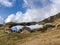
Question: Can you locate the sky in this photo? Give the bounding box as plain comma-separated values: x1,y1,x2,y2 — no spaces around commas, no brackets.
0,0,60,24
0,0,26,18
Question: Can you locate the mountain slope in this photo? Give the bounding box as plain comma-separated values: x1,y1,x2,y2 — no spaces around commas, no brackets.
16,29,60,45
15,13,60,45
0,13,60,45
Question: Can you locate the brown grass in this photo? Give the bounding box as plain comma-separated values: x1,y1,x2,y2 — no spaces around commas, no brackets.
15,28,60,45
0,16,60,45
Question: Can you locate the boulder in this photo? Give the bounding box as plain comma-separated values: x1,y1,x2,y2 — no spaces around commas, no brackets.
56,23,60,29
44,23,55,28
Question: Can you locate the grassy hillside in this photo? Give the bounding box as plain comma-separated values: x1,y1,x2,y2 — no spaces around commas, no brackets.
0,13,60,45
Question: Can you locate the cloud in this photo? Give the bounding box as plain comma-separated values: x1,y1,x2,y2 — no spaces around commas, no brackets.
5,11,33,23
5,10,48,23
5,14,15,23
5,0,60,23
0,16,4,24
23,0,52,8
0,0,15,7
23,0,60,21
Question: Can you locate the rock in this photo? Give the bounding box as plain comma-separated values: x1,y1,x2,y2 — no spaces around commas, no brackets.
44,23,55,28
56,23,60,29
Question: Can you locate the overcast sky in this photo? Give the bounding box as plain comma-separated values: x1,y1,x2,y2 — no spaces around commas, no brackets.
0,0,60,24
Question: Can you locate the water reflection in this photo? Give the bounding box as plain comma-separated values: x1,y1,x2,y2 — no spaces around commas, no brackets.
11,25,24,32
11,24,43,32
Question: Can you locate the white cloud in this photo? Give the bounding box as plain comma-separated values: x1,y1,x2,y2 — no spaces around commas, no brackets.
23,0,60,13
0,16,4,24
5,0,60,23
23,0,52,8
0,0,15,7
5,9,48,23
5,14,15,23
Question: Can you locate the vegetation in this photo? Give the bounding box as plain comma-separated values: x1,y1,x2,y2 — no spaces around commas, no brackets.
0,13,60,45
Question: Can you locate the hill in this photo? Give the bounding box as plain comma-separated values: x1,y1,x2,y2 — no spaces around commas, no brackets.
4,13,60,28
0,13,60,45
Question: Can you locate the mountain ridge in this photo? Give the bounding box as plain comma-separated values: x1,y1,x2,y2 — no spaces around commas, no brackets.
0,13,60,45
